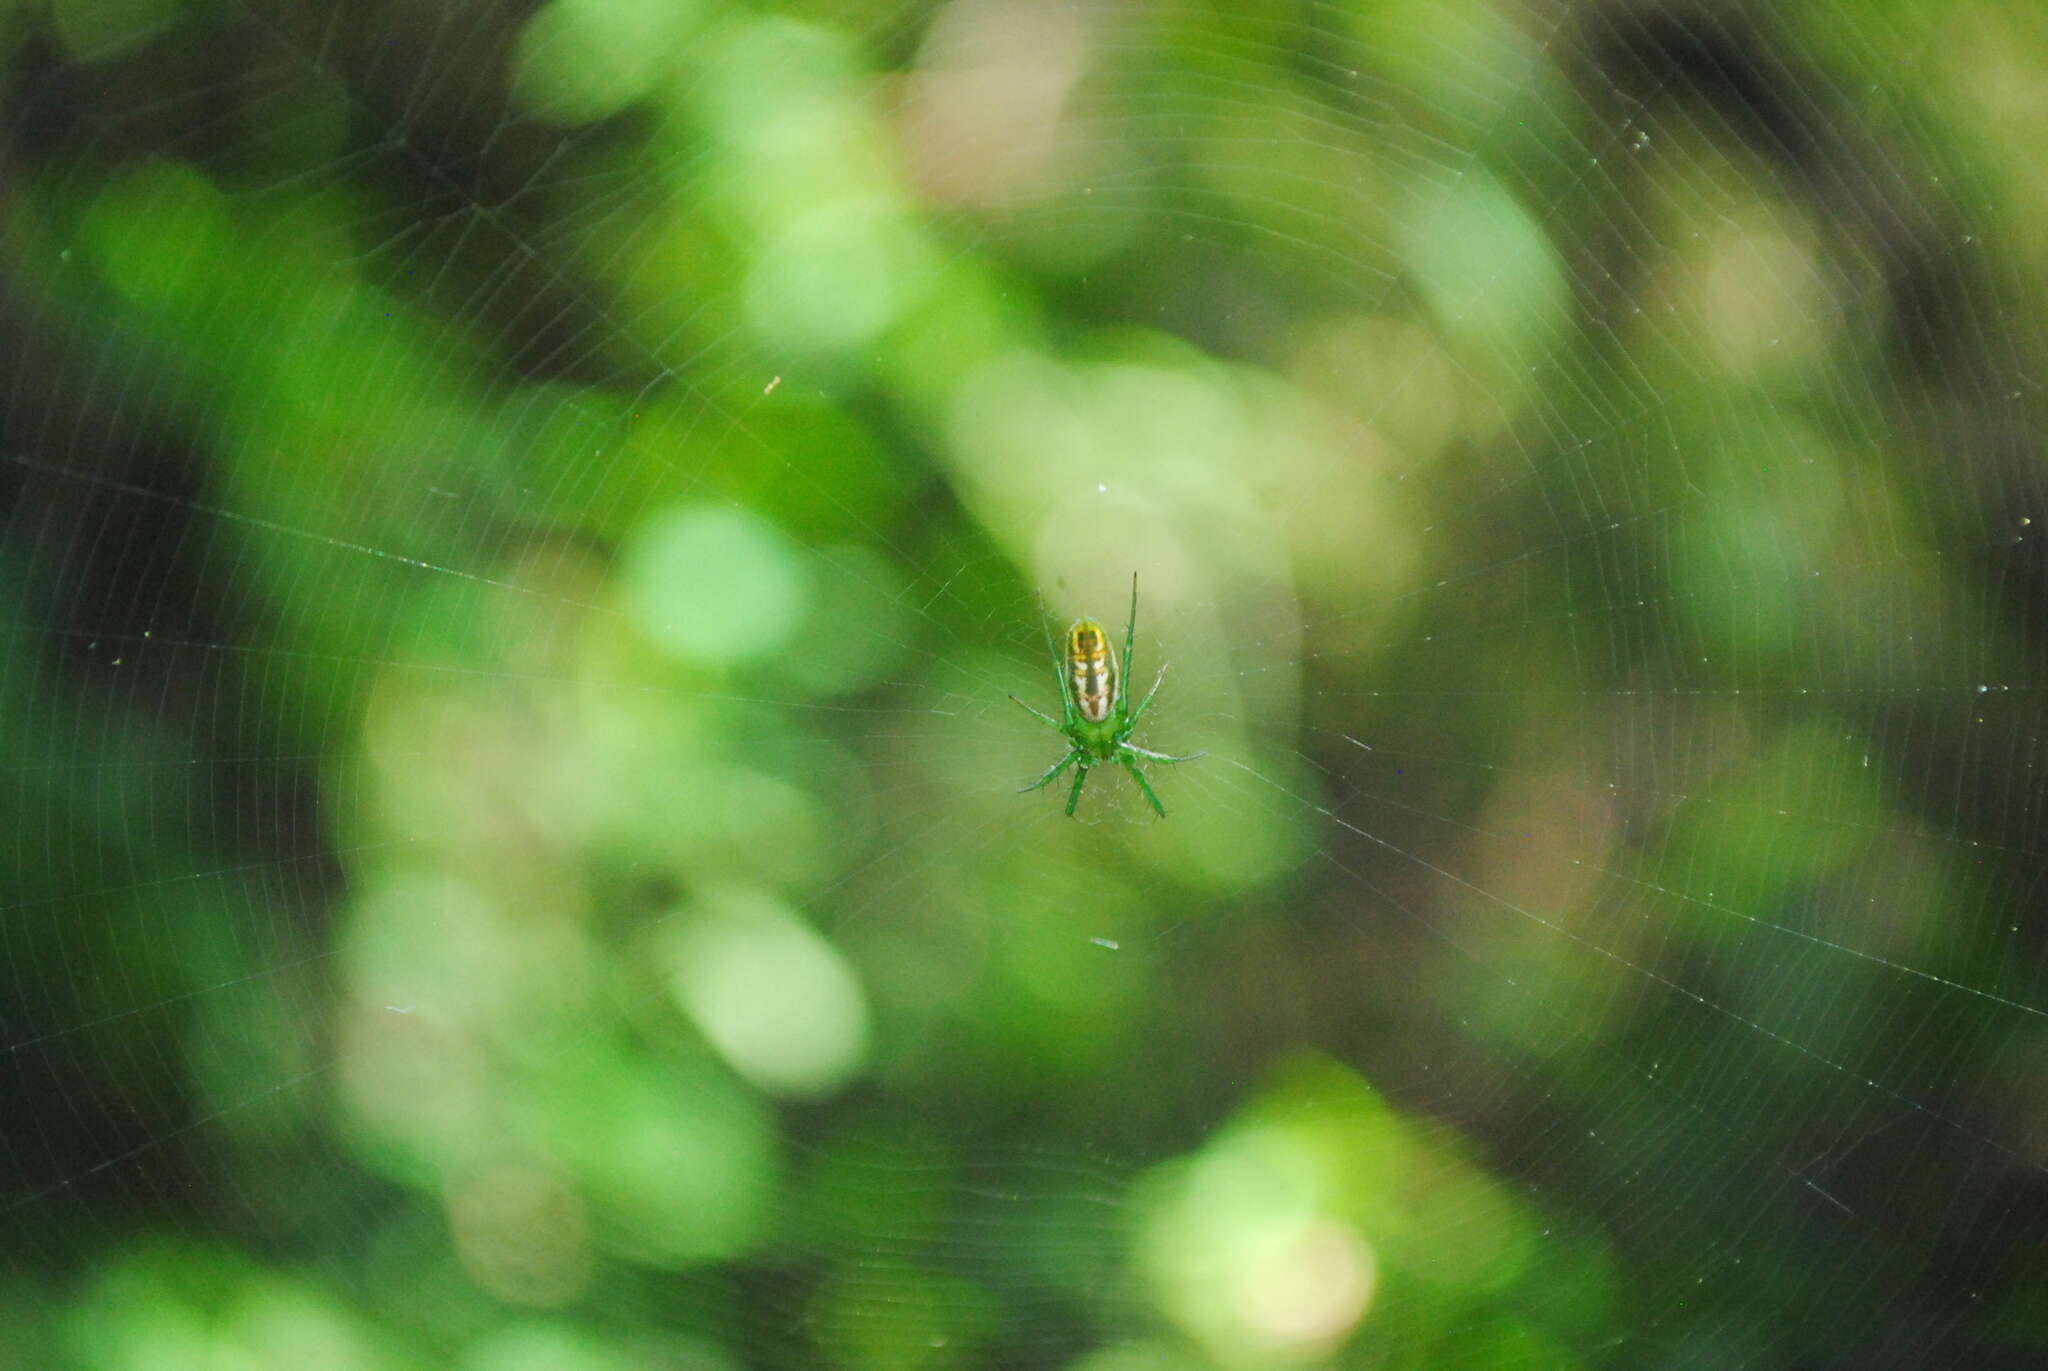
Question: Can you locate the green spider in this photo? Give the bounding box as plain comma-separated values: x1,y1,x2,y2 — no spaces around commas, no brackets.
1010,574,1204,818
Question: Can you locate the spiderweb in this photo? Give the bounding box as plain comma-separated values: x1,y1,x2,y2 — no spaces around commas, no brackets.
4,0,2045,1366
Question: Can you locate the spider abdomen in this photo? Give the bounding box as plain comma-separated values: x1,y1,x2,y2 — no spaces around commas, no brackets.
1066,618,1117,724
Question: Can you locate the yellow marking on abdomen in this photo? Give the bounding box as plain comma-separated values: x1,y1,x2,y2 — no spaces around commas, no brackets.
1066,619,1118,723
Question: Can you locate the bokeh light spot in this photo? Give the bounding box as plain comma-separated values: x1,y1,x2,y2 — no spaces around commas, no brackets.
513,0,699,125
668,888,871,1099
621,505,808,666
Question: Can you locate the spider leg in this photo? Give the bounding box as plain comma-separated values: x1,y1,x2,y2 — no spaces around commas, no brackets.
1028,601,1080,726
1122,572,1140,703
1124,743,1204,764
1038,612,1080,724
1020,750,1081,794
1009,693,1062,730
1127,661,1169,725
1064,760,1091,817
1118,751,1168,819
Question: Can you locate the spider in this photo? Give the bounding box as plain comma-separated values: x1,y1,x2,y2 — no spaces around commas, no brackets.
1010,574,1204,818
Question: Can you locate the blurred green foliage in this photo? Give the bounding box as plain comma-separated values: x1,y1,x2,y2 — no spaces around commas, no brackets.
4,0,2047,1367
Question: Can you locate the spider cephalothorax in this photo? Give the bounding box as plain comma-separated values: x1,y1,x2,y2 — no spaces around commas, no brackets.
1010,575,1203,818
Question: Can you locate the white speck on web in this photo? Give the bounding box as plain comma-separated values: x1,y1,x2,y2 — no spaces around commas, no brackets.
764,375,782,395
1090,937,1119,950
